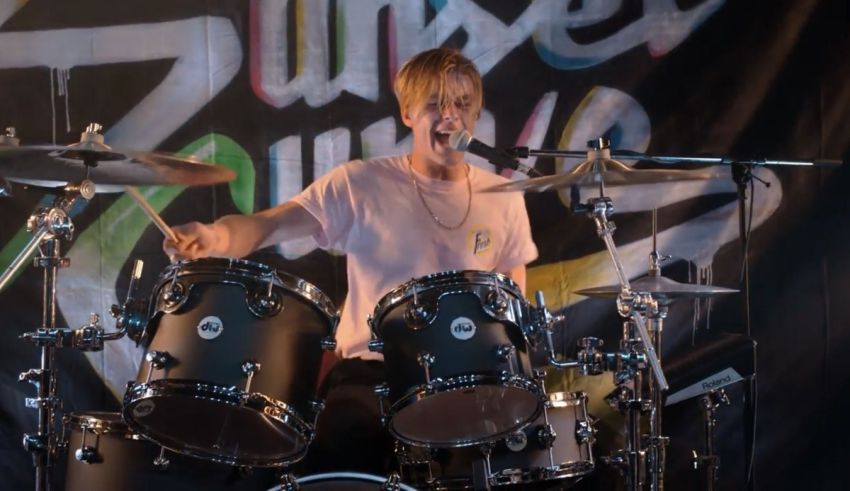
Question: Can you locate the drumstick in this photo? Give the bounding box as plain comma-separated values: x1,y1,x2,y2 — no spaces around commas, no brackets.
124,185,179,243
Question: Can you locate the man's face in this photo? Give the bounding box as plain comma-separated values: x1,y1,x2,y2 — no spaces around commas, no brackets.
402,77,479,168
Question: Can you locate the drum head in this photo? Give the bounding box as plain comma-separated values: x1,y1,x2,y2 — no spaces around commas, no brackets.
390,383,541,447
124,383,310,467
280,473,415,490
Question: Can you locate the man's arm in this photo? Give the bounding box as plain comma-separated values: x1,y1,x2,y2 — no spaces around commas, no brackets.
164,200,321,260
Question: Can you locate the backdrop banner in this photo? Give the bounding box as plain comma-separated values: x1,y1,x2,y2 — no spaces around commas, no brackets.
1,0,848,489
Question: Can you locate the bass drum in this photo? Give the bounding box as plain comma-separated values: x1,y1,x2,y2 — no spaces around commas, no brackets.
123,258,338,467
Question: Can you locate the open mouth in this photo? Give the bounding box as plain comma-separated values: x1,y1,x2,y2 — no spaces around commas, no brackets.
434,130,452,146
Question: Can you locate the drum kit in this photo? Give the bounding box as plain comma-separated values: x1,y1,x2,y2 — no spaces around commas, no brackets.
0,124,839,490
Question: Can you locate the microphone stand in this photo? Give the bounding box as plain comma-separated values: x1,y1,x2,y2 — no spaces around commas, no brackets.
515,143,840,490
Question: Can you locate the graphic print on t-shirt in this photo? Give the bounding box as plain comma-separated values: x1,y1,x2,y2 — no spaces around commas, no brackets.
469,227,493,256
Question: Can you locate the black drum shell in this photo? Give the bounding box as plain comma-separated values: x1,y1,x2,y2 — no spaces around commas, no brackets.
125,258,338,466
140,278,330,419
371,271,541,447
377,291,533,404
63,412,272,491
400,392,595,489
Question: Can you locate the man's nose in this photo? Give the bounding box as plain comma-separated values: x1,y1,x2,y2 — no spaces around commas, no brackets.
441,105,459,120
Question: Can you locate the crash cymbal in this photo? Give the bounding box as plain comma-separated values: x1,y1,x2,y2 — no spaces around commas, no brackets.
483,157,718,193
0,125,235,189
575,274,738,301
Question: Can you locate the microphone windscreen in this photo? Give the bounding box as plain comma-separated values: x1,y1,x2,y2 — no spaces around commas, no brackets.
448,129,472,151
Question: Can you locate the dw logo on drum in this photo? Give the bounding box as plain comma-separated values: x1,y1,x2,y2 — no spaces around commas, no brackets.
197,315,224,340
450,316,477,341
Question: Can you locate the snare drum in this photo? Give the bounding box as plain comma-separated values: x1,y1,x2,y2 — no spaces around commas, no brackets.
399,392,595,489
369,270,543,448
123,258,338,467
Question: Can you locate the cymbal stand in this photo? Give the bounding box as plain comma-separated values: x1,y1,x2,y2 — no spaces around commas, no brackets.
535,194,668,489
644,209,671,491
7,180,94,491
6,180,147,491
587,197,670,491
570,140,667,491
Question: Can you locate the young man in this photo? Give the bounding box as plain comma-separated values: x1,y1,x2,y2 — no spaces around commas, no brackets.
164,48,538,474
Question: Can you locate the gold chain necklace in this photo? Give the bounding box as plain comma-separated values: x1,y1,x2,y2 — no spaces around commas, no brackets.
408,157,472,230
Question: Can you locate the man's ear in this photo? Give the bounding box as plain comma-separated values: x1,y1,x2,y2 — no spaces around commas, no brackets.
400,106,414,128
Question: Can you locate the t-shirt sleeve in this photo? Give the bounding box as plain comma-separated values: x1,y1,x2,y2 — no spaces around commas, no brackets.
291,163,355,251
496,193,539,271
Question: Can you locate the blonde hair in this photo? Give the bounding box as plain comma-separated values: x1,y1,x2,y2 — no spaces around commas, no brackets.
394,48,483,117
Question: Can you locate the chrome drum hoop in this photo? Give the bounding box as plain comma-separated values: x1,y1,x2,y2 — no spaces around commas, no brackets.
387,374,545,448
371,270,526,332
64,412,142,441
153,257,339,324
490,461,596,486
123,379,315,467
268,472,417,490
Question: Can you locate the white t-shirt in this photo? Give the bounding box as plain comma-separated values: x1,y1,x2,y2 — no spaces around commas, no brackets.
292,155,538,359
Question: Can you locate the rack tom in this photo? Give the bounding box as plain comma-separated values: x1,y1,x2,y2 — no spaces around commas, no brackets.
370,270,543,448
123,258,338,467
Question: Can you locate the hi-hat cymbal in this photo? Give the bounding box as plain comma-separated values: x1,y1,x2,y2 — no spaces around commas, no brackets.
0,128,235,190
576,274,738,301
483,157,719,193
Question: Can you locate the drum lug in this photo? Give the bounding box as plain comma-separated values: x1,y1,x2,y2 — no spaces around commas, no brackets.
498,370,514,385
497,343,521,375
485,289,509,315
319,336,337,351
160,280,186,313
404,303,433,330
374,383,390,398
74,428,97,464
74,445,96,464
247,274,283,318
147,350,171,368
576,419,597,445
309,399,325,423
279,473,300,491
536,423,558,449
374,383,390,427
496,344,516,360
416,351,436,383
505,430,528,452
380,472,403,491
153,446,170,470
241,360,262,393
423,382,437,395
144,350,172,384
367,339,383,353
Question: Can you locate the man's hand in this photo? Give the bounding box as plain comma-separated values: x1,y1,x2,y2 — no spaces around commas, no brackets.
162,221,221,260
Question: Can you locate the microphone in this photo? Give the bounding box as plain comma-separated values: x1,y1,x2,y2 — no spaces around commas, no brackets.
448,130,539,176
